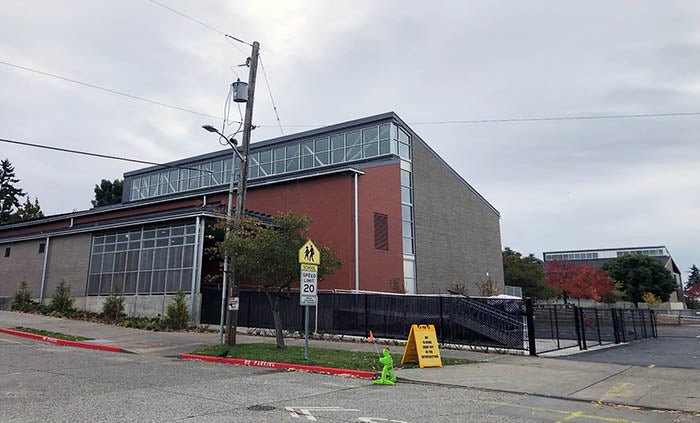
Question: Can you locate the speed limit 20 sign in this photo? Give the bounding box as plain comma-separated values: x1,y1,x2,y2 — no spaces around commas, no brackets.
299,240,321,307
300,264,318,306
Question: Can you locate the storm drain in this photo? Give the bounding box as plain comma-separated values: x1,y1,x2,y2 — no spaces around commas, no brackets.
247,405,275,411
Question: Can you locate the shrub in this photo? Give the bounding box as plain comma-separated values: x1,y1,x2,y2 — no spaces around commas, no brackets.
164,291,190,330
48,280,74,315
102,285,126,323
122,316,163,330
642,292,662,308
599,282,625,304
11,281,38,312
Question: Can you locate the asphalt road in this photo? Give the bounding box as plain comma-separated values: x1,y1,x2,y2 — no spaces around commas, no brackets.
1,335,697,422
556,325,700,370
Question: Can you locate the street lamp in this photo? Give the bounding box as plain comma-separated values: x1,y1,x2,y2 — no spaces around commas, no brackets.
202,125,244,161
202,39,259,346
202,125,245,346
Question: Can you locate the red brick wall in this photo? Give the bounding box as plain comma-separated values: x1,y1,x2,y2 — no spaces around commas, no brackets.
356,165,403,292
208,164,403,292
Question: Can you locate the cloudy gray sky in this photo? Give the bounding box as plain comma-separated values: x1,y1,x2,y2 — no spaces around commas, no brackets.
1,1,698,279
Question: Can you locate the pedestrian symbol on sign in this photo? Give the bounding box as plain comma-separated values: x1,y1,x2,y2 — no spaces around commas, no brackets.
298,240,320,265
304,244,316,262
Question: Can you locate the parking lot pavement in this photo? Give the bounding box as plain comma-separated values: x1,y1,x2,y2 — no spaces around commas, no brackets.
555,325,700,369
2,338,698,423
3,310,700,416
396,354,700,414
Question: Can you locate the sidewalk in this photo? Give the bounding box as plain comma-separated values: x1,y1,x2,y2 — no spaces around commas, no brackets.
2,310,699,414
0,310,497,360
396,356,700,414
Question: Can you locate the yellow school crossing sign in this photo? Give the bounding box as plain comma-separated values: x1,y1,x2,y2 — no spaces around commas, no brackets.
299,239,322,359
299,240,321,307
298,239,321,265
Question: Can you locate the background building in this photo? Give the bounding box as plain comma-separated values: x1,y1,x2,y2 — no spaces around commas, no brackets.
0,112,504,323
543,246,684,309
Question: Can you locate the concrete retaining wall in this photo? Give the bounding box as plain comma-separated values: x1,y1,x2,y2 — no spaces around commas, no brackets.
81,293,202,324
0,296,11,310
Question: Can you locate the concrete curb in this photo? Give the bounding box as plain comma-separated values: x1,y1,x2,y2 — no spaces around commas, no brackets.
180,353,376,379
0,328,124,353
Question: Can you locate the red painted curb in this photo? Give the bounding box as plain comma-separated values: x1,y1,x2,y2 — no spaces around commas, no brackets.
0,328,124,353
180,353,376,379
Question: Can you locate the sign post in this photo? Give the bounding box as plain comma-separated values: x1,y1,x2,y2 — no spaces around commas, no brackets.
298,239,321,359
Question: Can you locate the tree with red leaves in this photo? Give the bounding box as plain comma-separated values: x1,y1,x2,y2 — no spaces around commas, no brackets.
545,261,615,304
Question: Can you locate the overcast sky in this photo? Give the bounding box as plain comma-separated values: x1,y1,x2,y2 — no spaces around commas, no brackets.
1,1,698,280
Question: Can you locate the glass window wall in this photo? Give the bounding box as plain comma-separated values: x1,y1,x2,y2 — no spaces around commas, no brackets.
87,223,197,296
128,122,398,201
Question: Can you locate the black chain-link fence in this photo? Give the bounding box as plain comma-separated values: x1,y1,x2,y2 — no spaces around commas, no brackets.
201,288,657,355
202,289,527,349
531,304,657,354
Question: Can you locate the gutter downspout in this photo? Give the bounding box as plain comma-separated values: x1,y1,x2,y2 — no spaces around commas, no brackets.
39,236,50,304
354,173,359,292
189,216,201,326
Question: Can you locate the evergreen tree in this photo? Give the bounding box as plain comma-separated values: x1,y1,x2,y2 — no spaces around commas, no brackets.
687,265,700,289
0,159,26,224
92,179,123,207
9,195,44,223
686,265,700,302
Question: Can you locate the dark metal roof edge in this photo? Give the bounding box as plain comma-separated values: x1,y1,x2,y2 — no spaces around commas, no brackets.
124,112,398,177
0,194,209,231
543,246,668,255
0,210,215,244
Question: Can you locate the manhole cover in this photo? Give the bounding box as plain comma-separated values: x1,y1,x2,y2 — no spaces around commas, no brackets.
247,405,275,411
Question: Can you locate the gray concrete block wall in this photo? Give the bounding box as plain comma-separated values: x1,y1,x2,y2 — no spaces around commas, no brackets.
0,239,46,297
412,139,505,294
43,233,92,302
0,296,11,310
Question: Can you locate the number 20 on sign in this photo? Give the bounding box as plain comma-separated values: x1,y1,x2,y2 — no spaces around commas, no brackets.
300,263,318,306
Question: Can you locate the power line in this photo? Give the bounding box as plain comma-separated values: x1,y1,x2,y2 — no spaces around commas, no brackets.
253,111,700,129
149,0,252,47
149,0,281,135
5,59,700,130
407,111,700,125
226,36,249,57
0,137,212,173
0,60,228,121
259,55,284,135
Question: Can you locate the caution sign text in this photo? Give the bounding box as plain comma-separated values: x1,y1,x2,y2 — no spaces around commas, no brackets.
401,324,442,368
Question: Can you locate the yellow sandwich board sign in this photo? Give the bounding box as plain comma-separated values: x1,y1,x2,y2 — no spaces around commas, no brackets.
401,324,442,368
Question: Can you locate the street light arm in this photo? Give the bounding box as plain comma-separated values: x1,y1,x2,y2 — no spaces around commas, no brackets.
201,125,246,163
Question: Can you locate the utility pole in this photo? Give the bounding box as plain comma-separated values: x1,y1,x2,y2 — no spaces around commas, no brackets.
226,40,259,346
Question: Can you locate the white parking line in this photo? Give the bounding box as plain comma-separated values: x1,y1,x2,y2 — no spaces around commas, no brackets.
285,406,359,421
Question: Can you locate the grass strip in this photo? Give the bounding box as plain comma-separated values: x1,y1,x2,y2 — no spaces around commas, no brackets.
13,327,93,342
190,343,474,371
